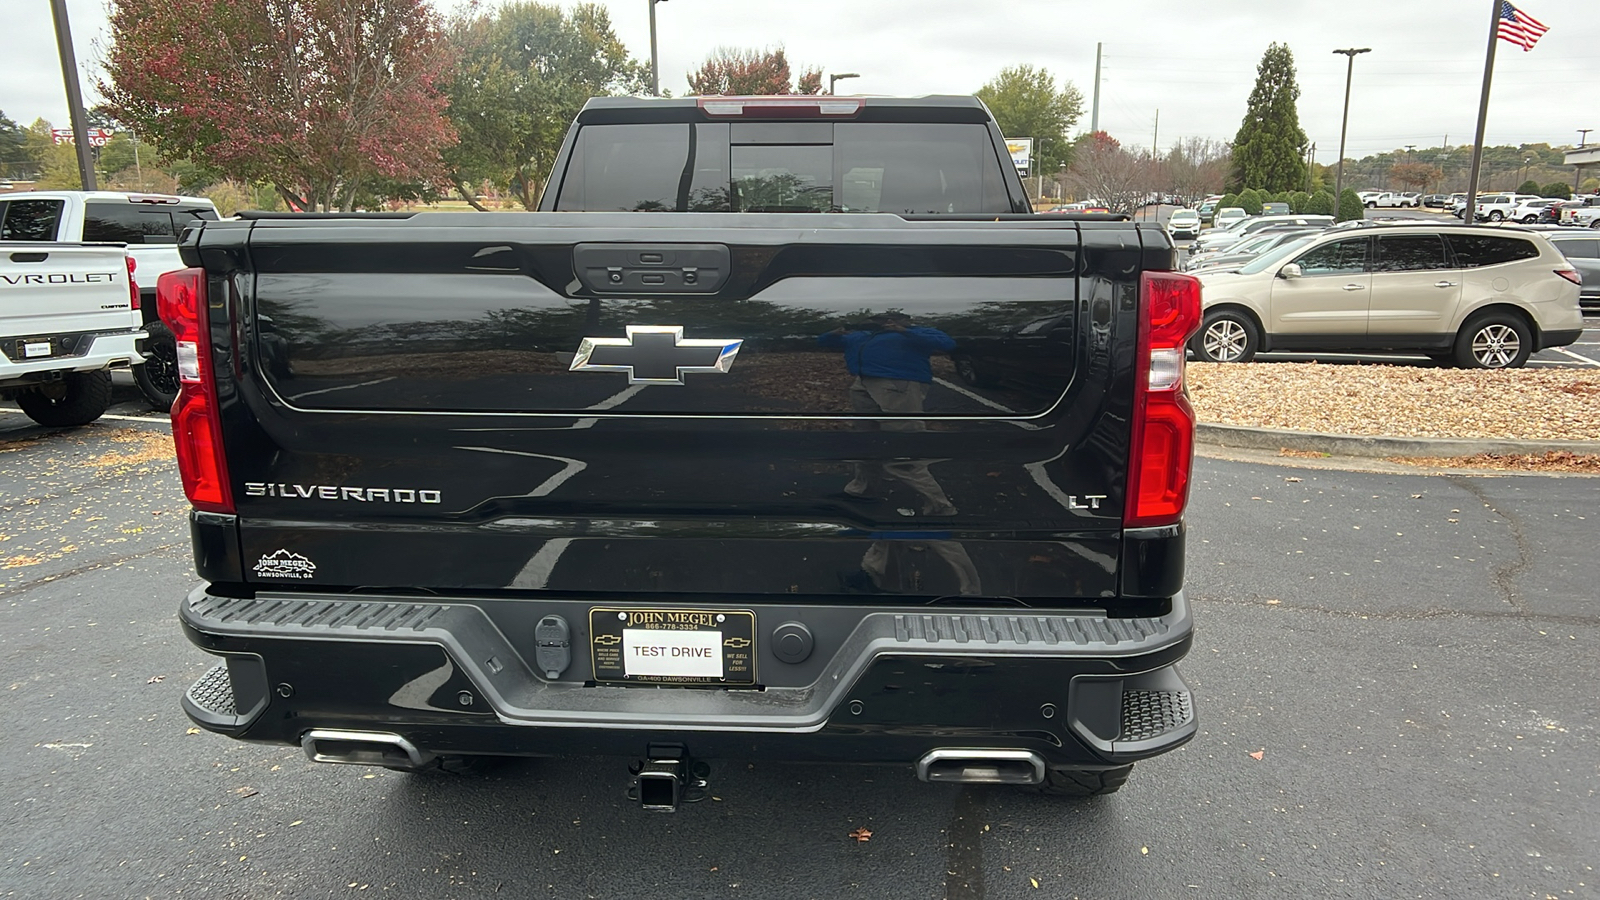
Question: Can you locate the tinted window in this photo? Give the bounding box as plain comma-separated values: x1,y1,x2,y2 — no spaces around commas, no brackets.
83,203,179,244
1445,234,1540,267
1294,238,1369,275
1375,235,1450,272
553,121,1011,214
1551,238,1599,259
0,198,64,241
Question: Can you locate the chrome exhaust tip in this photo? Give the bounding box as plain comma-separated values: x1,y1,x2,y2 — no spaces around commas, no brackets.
301,729,433,770
916,749,1047,785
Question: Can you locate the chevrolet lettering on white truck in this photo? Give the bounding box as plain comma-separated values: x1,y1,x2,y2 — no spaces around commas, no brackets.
0,241,145,426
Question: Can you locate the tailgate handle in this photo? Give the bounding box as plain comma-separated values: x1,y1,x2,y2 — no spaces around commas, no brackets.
8,252,48,263
574,243,729,294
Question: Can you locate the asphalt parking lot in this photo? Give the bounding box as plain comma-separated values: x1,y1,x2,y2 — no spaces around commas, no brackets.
1,399,1596,899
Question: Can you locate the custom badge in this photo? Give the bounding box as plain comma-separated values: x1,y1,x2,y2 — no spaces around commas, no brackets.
253,549,317,580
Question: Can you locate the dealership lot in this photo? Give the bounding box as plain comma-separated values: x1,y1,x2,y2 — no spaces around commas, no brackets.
1,410,1595,899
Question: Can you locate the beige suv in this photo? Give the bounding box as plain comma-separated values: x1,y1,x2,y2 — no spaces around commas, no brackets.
1191,225,1584,368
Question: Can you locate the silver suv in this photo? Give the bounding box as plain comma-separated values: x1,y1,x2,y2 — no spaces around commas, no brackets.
1192,224,1584,368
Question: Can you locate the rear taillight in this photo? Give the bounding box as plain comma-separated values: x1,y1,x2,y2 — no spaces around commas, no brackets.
156,267,233,513
1126,272,1202,528
1555,267,1583,286
126,256,139,310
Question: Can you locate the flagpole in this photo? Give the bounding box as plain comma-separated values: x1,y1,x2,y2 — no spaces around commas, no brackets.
1463,0,1502,223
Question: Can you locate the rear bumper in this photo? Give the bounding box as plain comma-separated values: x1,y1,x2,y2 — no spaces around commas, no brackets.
179,585,1197,769
1539,328,1584,350
0,328,146,380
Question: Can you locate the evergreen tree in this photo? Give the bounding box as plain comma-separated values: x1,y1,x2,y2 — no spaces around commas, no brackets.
1230,43,1307,193
0,110,29,180
1336,188,1364,223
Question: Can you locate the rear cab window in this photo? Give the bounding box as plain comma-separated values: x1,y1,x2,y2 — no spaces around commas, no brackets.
554,120,1014,215
84,201,221,244
0,198,65,241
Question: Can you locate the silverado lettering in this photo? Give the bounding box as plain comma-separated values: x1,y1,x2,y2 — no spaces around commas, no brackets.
171,95,1202,805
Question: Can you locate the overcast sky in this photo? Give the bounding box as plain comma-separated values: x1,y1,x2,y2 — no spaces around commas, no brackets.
5,0,1596,164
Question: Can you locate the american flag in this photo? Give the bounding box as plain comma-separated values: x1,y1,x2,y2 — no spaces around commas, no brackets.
1496,2,1549,52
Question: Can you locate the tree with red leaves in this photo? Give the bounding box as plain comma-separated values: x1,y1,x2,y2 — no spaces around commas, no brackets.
101,0,456,211
687,48,822,96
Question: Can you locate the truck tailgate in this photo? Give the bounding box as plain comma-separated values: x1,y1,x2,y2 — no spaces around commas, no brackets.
2,243,135,344
196,214,1164,605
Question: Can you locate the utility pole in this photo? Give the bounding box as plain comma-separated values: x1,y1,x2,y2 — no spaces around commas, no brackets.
1578,129,1593,192
1463,0,1502,224
828,73,859,95
1331,47,1371,212
49,0,96,190
1305,142,1315,193
1151,109,1158,158
1090,43,1102,134
648,0,667,96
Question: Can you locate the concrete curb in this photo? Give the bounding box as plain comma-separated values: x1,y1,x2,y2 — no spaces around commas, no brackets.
1195,422,1600,459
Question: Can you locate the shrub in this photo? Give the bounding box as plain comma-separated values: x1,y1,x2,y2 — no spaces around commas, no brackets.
1218,192,1240,211
1304,191,1334,215
1237,188,1264,215
1289,191,1310,213
1336,188,1364,222
1540,182,1572,200
1517,179,1541,196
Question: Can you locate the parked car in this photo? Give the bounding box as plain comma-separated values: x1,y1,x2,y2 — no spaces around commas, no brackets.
1196,200,1219,226
1261,201,1290,215
1166,209,1201,240
1422,194,1451,208
1558,196,1600,227
166,93,1204,804
0,240,145,426
1546,232,1600,312
1191,224,1583,368
0,191,220,409
1510,198,1563,223
1474,193,1542,222
1185,229,1321,274
1368,192,1418,209
1211,207,1248,230
1192,214,1334,254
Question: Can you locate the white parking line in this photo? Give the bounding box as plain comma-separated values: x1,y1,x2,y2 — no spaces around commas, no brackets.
1550,346,1600,368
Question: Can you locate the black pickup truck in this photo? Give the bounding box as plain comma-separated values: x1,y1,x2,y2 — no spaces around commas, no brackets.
168,95,1201,807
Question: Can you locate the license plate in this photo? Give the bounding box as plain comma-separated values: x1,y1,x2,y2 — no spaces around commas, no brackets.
23,341,51,358
589,607,756,686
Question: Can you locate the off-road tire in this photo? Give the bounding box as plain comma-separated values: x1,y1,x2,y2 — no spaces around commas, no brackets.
1034,764,1133,797
1191,309,1260,363
1453,312,1532,369
16,370,113,427
132,320,180,411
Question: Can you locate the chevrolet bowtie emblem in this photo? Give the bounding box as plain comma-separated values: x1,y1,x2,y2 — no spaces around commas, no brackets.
723,637,751,649
570,325,743,385
593,634,621,646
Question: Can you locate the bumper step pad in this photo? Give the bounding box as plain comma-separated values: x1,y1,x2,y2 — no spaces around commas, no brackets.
185,662,236,718
1121,689,1194,743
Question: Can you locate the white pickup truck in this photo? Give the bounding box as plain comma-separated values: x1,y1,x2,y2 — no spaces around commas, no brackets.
1,241,144,426
0,191,219,408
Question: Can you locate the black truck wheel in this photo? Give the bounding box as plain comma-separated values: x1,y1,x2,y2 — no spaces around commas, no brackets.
133,320,181,411
1034,764,1132,797
16,371,113,427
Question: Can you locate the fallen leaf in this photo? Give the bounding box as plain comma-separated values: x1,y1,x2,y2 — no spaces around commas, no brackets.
1284,477,1302,483
1248,750,1265,761
185,727,201,735
848,827,873,842
289,820,303,827
233,786,258,799
1140,847,1149,855
1266,599,1281,606
146,675,165,684
1030,877,1040,888
1410,494,1423,499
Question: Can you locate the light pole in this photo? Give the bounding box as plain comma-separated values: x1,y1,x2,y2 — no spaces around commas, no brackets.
828,72,859,95
648,0,667,96
1331,47,1371,211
